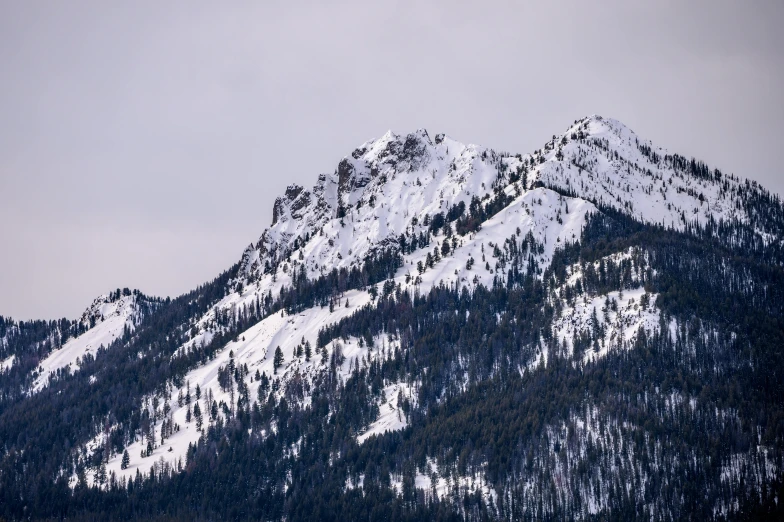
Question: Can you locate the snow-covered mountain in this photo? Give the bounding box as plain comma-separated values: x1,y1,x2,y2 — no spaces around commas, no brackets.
12,114,773,397
83,116,784,486
2,116,782,520
238,115,779,292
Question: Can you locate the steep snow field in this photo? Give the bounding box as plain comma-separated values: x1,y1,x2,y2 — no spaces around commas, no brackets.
32,294,144,392
396,187,593,292
530,115,769,237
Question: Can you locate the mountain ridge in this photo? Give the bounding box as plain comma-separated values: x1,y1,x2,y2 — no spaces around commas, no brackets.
0,115,782,520
69,115,781,488
242,114,781,287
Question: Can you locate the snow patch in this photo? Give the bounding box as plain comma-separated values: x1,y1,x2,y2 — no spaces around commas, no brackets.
357,381,416,444
0,354,15,372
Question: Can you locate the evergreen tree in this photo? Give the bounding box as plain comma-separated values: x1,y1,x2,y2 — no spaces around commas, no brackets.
273,346,284,373
96,462,107,486
194,402,202,431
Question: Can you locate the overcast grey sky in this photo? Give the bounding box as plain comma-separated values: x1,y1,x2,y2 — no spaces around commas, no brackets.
1,1,782,320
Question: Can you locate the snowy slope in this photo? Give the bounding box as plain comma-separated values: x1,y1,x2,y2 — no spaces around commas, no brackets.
81,288,406,484
529,115,778,240
84,184,598,483
231,117,773,325
33,293,149,392
395,187,593,292
185,130,594,355
172,129,538,371
237,129,523,284
188,118,774,368
553,286,662,362
549,248,664,362
73,117,774,486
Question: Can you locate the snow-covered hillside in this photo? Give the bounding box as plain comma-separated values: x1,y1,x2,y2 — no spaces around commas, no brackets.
80,290,403,484
186,128,599,354
71,117,777,489
529,115,777,240
1,113,780,522
33,292,151,392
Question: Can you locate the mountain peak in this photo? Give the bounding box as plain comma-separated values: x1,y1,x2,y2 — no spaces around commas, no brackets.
409,127,431,142
526,114,783,239
556,114,639,144
243,115,782,289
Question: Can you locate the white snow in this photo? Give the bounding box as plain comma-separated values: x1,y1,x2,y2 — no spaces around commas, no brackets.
0,354,15,372
357,381,416,444
530,115,772,240
389,458,497,505
236,129,525,288
32,294,143,392
396,187,594,293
